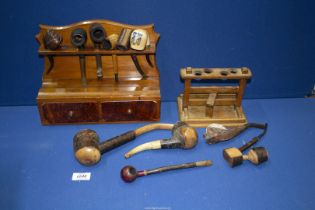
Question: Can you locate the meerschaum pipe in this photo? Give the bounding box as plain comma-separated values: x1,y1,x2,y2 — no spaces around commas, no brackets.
73,122,187,166
121,160,212,183
124,122,198,159
130,29,148,51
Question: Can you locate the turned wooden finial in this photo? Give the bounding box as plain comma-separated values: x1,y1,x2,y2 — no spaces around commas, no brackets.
186,67,192,74
241,67,249,74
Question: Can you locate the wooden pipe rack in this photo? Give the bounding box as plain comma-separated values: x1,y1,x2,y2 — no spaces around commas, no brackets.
35,20,161,125
177,67,252,127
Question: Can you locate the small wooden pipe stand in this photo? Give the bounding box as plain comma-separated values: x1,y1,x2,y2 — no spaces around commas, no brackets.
177,67,252,127
36,20,161,125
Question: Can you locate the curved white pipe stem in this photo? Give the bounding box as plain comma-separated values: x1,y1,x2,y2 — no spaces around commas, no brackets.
124,140,162,159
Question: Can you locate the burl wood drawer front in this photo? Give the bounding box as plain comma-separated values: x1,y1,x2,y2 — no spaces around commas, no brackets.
101,101,159,122
42,102,99,124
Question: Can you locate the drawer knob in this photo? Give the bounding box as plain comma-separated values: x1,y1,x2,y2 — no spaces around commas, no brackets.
68,110,74,118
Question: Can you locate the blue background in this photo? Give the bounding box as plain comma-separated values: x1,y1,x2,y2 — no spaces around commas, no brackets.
0,0,315,105
1,99,315,210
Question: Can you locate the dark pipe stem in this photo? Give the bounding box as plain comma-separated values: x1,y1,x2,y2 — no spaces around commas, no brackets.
95,54,103,79
145,54,154,67
131,54,147,79
46,55,55,74
239,123,268,152
160,138,182,149
145,162,205,175
99,131,136,154
79,55,87,86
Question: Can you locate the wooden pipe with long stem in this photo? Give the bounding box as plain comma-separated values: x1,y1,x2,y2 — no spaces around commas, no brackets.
121,160,212,183
73,122,195,166
124,122,198,158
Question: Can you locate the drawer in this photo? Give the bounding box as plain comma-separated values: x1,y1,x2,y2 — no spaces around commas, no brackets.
41,102,99,124
101,100,159,122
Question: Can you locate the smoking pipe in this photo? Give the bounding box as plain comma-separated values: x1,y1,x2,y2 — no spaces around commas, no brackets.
116,28,132,51
70,28,87,86
73,122,191,166
204,123,267,144
89,24,109,79
223,123,268,167
43,30,63,74
124,122,198,159
121,160,212,183
223,147,268,167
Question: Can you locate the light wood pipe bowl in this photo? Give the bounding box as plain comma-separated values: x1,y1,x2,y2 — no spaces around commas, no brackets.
73,129,137,166
73,129,102,166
